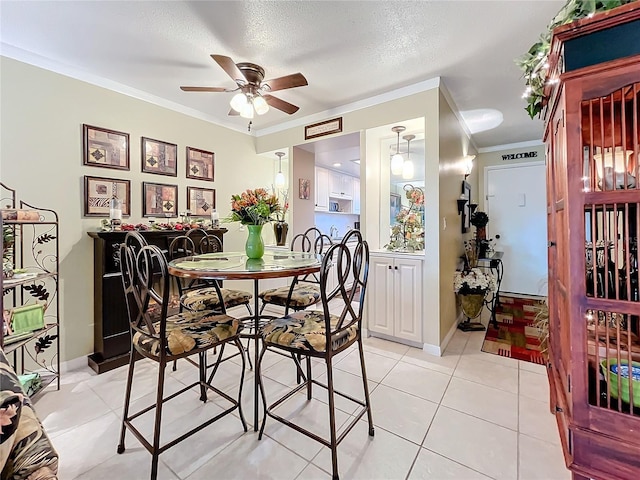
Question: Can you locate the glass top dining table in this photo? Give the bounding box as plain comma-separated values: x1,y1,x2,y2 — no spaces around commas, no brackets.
167,250,322,280
167,250,322,430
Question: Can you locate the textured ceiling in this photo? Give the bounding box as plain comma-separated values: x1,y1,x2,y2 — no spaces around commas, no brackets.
0,0,565,148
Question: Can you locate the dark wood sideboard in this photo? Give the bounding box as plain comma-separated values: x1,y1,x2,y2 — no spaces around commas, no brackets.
87,228,227,373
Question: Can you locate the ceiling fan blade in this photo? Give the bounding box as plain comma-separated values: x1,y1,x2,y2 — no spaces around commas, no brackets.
263,94,300,114
262,73,308,92
228,108,239,116
180,86,227,92
211,54,246,83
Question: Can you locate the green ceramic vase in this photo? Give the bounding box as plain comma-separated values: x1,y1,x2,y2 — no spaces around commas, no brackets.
245,224,265,259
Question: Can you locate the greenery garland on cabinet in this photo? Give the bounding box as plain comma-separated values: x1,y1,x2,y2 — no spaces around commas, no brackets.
517,0,634,119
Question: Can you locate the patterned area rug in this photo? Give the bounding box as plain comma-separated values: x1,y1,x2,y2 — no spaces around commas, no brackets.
481,295,547,365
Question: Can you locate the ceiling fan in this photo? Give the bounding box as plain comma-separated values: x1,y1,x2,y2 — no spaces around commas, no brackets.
180,54,308,119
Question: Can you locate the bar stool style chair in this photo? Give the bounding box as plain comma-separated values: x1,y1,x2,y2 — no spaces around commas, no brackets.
257,230,374,480
117,238,247,480
258,227,332,315
169,230,253,314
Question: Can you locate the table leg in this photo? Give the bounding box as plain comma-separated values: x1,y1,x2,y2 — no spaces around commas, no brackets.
253,279,260,431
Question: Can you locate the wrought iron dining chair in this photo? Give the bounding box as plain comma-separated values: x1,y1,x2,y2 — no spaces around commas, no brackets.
169,229,253,314
117,238,247,480
258,226,332,315
256,230,374,480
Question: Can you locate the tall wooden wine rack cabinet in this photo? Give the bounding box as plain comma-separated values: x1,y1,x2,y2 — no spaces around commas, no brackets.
545,4,640,479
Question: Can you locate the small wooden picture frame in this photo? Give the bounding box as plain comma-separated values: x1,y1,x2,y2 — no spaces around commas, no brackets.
83,176,131,217
141,137,177,176
186,147,214,181
187,187,216,216
142,182,178,217
83,124,130,170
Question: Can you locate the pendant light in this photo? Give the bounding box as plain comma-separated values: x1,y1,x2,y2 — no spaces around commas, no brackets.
274,151,286,188
390,126,406,175
402,134,415,179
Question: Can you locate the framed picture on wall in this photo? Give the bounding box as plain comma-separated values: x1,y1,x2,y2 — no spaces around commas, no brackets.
82,124,130,170
83,175,130,217
187,187,216,216
462,181,471,233
142,182,178,217
141,137,177,176
186,147,214,181
299,178,310,199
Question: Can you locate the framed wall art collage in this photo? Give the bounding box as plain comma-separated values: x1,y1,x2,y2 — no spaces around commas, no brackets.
81,124,215,218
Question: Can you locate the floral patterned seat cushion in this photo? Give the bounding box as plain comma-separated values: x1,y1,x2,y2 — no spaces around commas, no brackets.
133,310,242,357
1,350,58,479
261,310,358,353
180,287,252,312
258,283,321,309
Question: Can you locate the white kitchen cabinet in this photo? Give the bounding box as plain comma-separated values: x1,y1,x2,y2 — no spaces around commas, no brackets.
315,167,329,211
352,178,361,214
367,253,423,344
329,171,353,199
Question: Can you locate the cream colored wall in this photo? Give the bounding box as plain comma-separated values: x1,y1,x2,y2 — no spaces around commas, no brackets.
438,91,475,343
256,89,445,347
476,144,545,211
0,57,269,363
292,146,316,236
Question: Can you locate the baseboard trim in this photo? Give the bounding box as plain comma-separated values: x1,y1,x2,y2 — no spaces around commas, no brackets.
61,355,92,373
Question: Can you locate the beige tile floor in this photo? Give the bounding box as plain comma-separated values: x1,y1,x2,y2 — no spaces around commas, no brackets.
33,313,570,480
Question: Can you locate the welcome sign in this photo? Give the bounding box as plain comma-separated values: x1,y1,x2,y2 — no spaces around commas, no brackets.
502,151,538,161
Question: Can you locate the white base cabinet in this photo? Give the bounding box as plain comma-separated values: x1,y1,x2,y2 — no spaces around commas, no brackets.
367,253,423,344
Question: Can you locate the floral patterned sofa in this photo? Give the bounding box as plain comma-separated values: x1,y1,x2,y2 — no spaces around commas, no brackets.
0,348,58,479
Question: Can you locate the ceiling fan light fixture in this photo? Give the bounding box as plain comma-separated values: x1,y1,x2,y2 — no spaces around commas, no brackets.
253,95,269,115
240,101,255,119
230,92,247,112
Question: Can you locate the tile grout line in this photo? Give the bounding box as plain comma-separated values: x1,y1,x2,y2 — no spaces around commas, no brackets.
403,333,468,480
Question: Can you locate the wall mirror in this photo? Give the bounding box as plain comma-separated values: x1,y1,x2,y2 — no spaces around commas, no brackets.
379,121,425,252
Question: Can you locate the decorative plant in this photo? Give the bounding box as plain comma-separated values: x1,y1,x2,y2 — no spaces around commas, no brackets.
470,211,489,229
226,188,281,225
517,0,632,118
454,268,497,296
273,188,289,222
385,184,424,252
533,298,550,355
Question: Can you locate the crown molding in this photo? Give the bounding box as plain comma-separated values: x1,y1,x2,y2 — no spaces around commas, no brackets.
0,43,249,135
477,139,544,153
437,80,479,153
254,77,441,137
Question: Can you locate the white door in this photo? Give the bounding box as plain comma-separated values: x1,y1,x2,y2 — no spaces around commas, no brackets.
486,162,548,296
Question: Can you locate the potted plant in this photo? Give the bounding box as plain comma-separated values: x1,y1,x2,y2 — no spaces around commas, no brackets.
454,268,497,319
225,188,281,259
385,184,425,252
273,189,289,246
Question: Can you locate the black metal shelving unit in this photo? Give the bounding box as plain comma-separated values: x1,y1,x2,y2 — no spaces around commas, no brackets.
1,182,60,397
